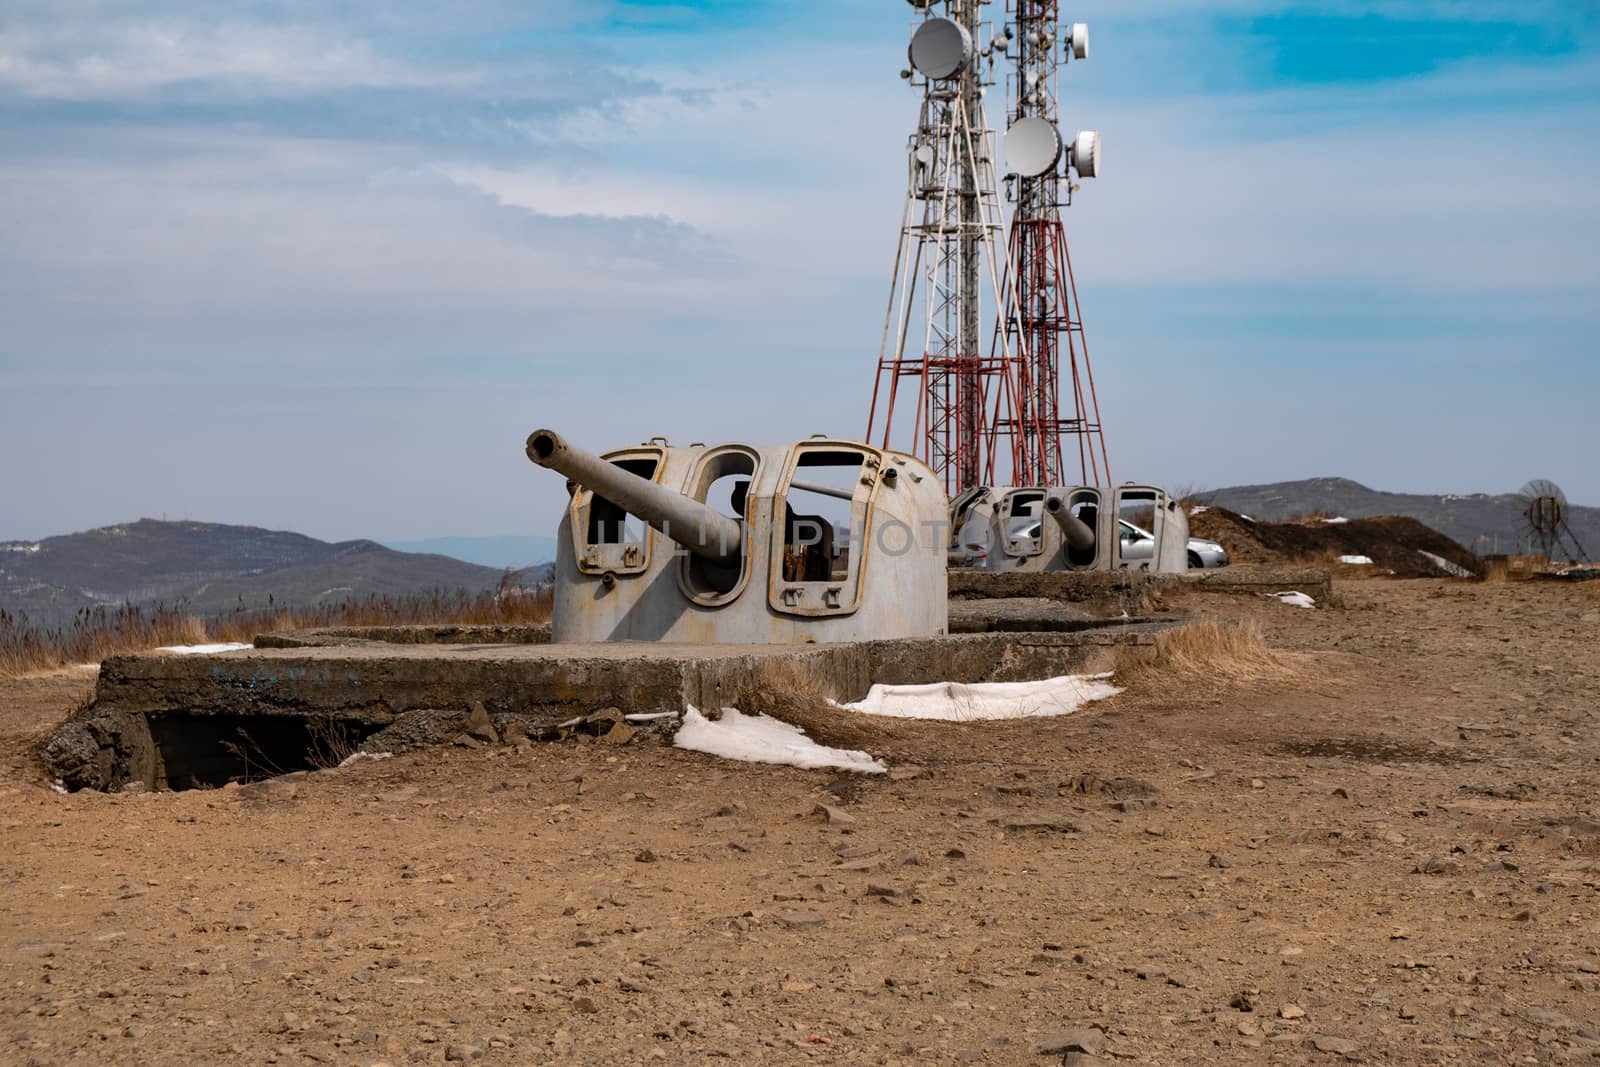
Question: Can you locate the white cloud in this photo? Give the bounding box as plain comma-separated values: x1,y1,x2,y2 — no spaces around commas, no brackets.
0,21,476,98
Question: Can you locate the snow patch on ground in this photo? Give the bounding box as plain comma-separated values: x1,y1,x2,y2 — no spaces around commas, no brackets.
1188,505,1210,516
1322,516,1349,524
1338,555,1374,565
1,543,41,553
838,674,1122,721
1269,591,1317,609
156,643,254,655
338,752,393,769
674,706,886,774
1418,550,1471,578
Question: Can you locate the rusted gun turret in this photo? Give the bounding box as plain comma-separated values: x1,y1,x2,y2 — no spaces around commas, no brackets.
949,484,1190,574
527,431,948,643
527,429,742,567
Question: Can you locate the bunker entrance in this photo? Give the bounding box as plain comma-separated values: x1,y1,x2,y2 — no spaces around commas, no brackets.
147,713,380,790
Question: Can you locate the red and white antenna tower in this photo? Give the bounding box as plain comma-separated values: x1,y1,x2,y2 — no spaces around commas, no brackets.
995,4,1108,486
867,1,1109,494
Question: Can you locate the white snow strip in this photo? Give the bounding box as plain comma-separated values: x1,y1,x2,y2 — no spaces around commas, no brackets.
837,674,1122,722
1338,555,1374,565
337,751,393,769
674,706,886,774
1188,505,1210,516
1240,514,1255,522
1418,550,1471,578
156,643,254,655
1269,591,1316,609
1322,516,1349,524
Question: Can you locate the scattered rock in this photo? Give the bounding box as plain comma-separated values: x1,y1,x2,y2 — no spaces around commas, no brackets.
1003,814,1081,834
635,848,658,863
503,720,534,749
586,707,624,727
1031,1027,1103,1055
1414,857,1458,875
814,803,857,828
1309,1035,1360,1055
600,722,637,745
464,701,500,744
773,912,826,929
1280,1004,1306,1020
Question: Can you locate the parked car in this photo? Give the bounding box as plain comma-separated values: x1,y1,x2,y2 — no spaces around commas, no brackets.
1117,519,1228,569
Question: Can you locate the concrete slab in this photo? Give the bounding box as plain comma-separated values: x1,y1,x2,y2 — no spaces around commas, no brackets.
45,628,1165,793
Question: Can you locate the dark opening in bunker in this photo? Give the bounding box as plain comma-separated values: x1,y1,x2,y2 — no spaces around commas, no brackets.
147,713,382,790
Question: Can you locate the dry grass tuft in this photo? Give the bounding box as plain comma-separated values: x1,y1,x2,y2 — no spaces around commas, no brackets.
731,661,919,757
1118,618,1306,690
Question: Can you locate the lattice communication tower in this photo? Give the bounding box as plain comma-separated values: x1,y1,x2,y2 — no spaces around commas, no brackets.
867,0,1014,496
867,0,1108,494
994,2,1107,486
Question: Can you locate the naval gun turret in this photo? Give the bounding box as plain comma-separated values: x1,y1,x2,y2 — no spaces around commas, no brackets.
949,484,1190,574
527,430,948,643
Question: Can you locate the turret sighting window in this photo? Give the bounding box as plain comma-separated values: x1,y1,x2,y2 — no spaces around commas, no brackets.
1115,490,1163,570
781,451,866,583
1003,490,1046,556
1066,489,1100,568
585,457,657,545
679,448,758,600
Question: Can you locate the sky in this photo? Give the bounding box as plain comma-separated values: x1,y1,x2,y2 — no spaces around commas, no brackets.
1,0,1595,543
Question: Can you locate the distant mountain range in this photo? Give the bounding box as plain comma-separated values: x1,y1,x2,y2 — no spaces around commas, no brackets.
0,519,551,628
381,534,557,570
1199,477,1597,560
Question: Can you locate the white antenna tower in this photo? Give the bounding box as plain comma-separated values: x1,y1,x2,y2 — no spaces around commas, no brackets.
868,0,1019,494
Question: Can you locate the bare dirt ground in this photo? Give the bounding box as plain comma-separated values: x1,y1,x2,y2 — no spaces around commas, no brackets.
2,579,1598,1065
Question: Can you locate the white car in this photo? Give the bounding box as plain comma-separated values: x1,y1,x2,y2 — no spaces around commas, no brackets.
1117,520,1229,569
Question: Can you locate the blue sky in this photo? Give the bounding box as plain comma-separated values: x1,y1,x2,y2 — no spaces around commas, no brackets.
1,0,1595,541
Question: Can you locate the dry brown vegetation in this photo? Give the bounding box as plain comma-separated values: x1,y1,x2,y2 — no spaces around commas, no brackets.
0,577,551,679
731,660,920,757
1117,617,1307,690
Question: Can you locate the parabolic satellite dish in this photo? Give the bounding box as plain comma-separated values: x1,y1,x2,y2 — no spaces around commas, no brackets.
1069,131,1101,178
1005,116,1061,178
1067,23,1089,61
909,17,972,81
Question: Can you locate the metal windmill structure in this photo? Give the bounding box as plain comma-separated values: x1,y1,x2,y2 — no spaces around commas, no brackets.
867,0,1015,495
993,2,1106,487
1517,479,1589,563
867,0,1107,495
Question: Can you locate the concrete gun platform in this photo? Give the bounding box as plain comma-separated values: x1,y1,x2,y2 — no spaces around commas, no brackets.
45,626,1168,793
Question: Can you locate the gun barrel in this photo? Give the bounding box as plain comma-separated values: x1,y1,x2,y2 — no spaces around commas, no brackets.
527,429,743,567
1045,493,1097,553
